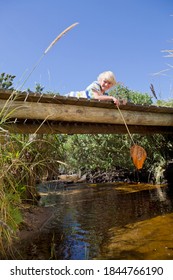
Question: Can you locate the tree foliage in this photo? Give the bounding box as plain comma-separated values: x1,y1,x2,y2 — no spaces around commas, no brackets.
0,73,16,90
110,84,153,105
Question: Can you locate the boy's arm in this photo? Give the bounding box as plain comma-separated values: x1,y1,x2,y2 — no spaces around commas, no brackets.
92,90,119,105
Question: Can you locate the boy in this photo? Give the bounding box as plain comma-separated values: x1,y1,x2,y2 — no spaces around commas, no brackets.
67,71,122,105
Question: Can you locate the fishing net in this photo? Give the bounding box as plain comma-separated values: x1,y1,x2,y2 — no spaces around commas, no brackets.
130,144,147,170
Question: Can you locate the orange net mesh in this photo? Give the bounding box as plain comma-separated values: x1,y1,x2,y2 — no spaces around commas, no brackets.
130,144,147,170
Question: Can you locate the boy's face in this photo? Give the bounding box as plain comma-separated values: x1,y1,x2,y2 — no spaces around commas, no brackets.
100,79,113,92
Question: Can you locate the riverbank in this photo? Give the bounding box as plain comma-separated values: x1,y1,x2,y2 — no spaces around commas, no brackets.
0,204,55,260
18,204,55,240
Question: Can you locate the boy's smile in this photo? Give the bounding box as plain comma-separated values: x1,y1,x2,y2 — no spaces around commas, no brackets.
100,79,112,92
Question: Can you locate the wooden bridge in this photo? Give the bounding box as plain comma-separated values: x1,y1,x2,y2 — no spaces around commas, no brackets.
0,89,173,134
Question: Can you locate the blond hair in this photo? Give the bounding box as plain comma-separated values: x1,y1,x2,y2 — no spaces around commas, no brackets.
97,71,116,86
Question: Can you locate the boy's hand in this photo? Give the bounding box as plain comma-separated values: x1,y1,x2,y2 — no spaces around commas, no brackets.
112,97,119,105
116,98,127,105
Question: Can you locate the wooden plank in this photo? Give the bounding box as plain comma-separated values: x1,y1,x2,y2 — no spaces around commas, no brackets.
2,120,173,135
2,121,173,134
1,89,173,113
0,99,173,126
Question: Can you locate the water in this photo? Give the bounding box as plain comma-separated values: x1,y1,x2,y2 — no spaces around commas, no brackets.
36,182,173,260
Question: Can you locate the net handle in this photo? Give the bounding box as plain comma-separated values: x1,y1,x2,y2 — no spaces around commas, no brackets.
116,104,135,145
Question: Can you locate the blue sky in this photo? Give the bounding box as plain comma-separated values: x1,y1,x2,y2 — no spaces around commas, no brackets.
1,0,173,100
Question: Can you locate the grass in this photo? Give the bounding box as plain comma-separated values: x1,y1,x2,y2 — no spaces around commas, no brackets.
0,94,67,257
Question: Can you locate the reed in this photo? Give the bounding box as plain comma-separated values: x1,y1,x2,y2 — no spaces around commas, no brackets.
44,22,79,54
19,22,79,92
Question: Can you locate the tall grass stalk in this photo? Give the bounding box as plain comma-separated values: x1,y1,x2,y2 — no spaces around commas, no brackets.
18,22,79,93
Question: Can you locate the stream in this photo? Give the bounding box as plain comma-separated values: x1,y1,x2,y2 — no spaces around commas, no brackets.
28,182,173,260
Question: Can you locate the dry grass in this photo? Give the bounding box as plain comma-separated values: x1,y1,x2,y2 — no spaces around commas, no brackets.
19,22,79,92
44,22,79,54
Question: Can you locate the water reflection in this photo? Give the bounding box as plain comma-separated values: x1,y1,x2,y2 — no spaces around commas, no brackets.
38,183,173,260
